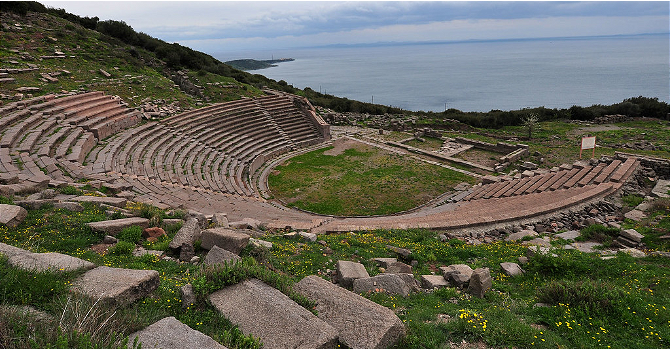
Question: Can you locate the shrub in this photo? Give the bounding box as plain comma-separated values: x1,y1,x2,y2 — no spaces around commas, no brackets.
525,251,592,277
621,194,644,208
57,186,83,196
577,224,620,245
109,241,135,256
537,279,626,312
117,225,142,243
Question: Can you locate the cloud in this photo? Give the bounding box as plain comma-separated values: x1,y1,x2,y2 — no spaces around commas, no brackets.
42,1,669,52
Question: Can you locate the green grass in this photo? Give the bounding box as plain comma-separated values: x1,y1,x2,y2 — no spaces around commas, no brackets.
2,200,670,348
268,144,475,216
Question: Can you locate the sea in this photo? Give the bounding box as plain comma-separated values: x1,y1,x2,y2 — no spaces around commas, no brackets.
217,34,669,113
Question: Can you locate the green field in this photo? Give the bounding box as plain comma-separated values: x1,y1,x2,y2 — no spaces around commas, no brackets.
268,143,475,216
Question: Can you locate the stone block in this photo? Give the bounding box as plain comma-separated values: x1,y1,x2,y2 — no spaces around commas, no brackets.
619,248,646,258
621,229,644,243
624,209,646,221
71,266,159,305
439,264,473,288
353,273,419,297
200,228,250,254
293,275,405,349
211,213,229,228
467,267,492,298
298,232,317,242
554,230,580,240
53,201,84,212
203,245,240,266
384,260,412,273
87,217,150,236
0,204,27,227
70,195,127,208
168,218,201,252
500,262,524,276
128,317,225,349
209,279,338,349
336,260,369,288
0,242,95,272
420,275,449,289
373,257,397,269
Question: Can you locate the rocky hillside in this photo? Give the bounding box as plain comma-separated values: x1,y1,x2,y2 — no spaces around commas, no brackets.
0,9,269,114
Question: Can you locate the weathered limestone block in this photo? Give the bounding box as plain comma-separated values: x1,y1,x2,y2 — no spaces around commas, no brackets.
0,242,95,272
86,217,150,236
169,218,201,252
128,316,225,349
70,195,127,208
420,275,449,289
209,279,338,349
500,262,524,276
386,245,412,259
71,266,159,305
385,261,412,274
372,257,397,269
439,264,473,288
294,275,406,349
0,204,27,227
353,273,419,297
211,213,229,228
621,229,644,243
53,201,84,212
200,228,249,254
336,260,369,288
468,268,492,298
203,245,240,266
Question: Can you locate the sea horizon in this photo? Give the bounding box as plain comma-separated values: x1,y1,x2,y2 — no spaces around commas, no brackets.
215,33,669,113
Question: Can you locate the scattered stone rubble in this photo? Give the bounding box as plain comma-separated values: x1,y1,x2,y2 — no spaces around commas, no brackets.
1,162,669,348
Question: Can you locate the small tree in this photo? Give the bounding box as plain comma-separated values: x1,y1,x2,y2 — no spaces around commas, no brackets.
522,113,539,139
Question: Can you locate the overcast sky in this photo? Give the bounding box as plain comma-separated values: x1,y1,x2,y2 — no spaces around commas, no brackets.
41,1,670,55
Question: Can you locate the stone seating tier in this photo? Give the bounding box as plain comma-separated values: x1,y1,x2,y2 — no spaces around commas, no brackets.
0,112,45,148
460,159,637,203
15,119,58,153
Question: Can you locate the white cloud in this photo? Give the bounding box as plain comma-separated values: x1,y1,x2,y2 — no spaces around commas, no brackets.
41,1,669,53
183,14,669,53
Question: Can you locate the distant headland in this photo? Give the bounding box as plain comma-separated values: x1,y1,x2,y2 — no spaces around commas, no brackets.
224,58,295,71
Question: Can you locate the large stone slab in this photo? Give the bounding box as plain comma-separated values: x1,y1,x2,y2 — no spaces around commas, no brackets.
439,264,473,288
500,262,524,276
70,195,127,208
621,229,644,243
0,204,27,227
200,228,249,254
294,275,405,349
209,279,338,349
203,245,240,266
353,273,419,297
71,266,159,305
0,242,95,272
128,316,225,349
336,260,369,288
651,179,670,198
168,217,201,252
420,275,449,289
87,217,150,236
